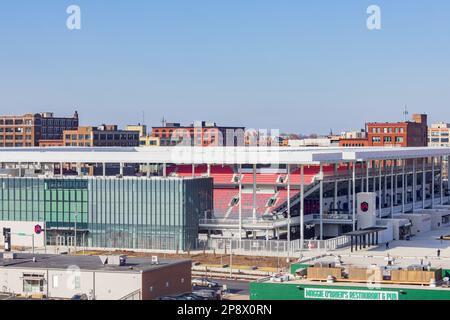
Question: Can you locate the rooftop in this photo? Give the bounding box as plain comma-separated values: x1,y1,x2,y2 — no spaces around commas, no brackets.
0,253,190,274
1,146,450,165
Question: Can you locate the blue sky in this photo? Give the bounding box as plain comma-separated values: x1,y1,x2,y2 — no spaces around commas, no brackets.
0,1,449,134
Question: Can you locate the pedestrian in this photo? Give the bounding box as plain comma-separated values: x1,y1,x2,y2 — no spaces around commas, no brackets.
438,249,441,258
386,241,390,250
440,236,444,245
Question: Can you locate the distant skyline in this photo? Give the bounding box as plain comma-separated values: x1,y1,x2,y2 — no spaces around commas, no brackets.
1,1,449,134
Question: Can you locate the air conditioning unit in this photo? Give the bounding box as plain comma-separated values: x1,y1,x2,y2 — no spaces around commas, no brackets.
151,256,159,265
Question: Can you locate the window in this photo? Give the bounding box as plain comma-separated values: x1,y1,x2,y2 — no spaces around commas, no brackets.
395,137,404,143
388,128,393,133
384,136,392,143
383,128,388,133
372,136,381,143
53,275,59,288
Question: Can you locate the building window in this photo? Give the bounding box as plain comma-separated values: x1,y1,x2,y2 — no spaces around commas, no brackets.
372,137,381,143
395,137,404,143
384,136,392,143
53,275,59,288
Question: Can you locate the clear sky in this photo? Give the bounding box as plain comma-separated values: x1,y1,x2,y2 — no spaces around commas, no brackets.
0,1,449,134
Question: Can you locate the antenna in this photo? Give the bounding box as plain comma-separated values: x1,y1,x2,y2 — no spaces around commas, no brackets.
142,111,145,126
161,116,166,127
403,105,409,122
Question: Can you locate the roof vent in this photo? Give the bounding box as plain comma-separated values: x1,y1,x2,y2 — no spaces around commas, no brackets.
99,255,127,266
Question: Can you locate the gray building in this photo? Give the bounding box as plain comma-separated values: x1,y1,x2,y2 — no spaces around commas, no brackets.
0,253,191,300
0,176,213,251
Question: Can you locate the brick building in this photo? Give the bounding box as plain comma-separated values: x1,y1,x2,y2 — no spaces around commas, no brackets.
366,114,428,147
0,112,78,147
429,122,450,147
64,125,140,147
152,121,245,146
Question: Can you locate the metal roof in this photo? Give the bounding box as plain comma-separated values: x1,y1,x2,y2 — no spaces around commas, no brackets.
0,146,449,165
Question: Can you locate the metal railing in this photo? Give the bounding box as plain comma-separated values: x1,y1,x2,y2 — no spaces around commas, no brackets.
119,289,142,300
198,235,351,256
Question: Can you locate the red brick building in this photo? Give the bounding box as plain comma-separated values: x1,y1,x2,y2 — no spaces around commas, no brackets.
0,111,78,147
366,114,428,147
339,138,369,147
152,121,245,146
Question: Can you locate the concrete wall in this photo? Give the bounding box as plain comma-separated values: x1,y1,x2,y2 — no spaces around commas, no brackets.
397,214,432,235
0,221,45,248
0,266,141,300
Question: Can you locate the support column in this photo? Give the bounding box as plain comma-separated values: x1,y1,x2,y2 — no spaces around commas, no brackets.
440,156,444,205
333,164,338,211
372,161,376,192
192,164,195,178
384,162,388,208
412,159,416,212
320,164,324,240
422,158,426,209
432,157,435,208
402,160,406,213
60,162,64,176
352,162,356,231
390,161,394,218
379,161,382,218
163,163,167,177
448,156,450,205
147,163,151,178
366,161,370,192
119,163,124,176
300,165,305,250
287,164,291,245
207,164,211,177
253,164,257,222
77,163,82,176
103,163,106,177
347,163,351,213
238,164,242,246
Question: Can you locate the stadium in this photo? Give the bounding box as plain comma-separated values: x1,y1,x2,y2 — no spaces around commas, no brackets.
1,146,450,256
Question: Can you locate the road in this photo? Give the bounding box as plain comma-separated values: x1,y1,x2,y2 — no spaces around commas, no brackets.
192,279,250,296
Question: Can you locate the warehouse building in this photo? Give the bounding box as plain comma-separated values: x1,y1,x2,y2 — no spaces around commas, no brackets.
0,253,191,300
0,176,213,251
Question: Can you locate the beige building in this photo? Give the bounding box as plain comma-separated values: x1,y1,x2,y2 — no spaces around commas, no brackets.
0,253,191,300
429,122,450,147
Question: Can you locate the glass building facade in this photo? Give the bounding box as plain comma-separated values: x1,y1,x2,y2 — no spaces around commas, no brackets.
0,177,213,250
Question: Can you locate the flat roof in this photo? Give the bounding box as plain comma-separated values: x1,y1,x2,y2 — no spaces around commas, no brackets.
0,146,450,165
0,253,190,274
